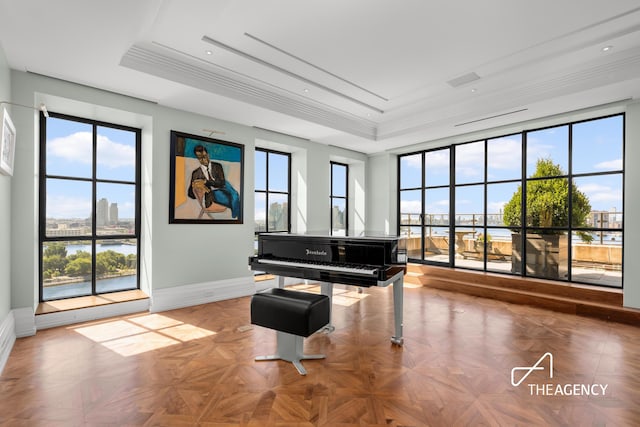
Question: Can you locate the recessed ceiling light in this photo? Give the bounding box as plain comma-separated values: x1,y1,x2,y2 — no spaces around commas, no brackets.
205,50,213,55
471,88,477,93
602,45,613,52
303,88,309,93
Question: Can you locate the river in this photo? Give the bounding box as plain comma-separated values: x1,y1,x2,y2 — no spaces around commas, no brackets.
42,243,138,300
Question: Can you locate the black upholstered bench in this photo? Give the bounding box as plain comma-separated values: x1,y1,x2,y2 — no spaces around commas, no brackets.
251,288,330,375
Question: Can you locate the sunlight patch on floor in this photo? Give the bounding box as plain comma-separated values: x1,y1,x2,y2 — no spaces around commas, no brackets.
71,313,216,356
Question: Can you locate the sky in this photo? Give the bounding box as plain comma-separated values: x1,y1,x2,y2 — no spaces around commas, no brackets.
45,117,137,219
400,115,624,218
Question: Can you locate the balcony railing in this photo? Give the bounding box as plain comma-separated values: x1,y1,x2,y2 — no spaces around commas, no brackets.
400,211,623,235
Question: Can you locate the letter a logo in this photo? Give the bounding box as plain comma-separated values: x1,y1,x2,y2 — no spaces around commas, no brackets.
511,352,553,387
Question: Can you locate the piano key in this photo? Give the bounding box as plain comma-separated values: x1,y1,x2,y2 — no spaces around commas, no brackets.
257,258,378,275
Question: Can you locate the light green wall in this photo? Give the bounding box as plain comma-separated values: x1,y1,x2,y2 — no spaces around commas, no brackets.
623,101,640,308
0,43,11,322
8,70,366,314
366,152,397,234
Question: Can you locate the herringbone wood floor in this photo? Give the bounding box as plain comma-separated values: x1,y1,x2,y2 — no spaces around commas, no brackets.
2,283,639,426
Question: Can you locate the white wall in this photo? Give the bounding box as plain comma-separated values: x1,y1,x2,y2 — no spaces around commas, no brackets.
623,101,640,308
0,43,14,374
0,43,11,324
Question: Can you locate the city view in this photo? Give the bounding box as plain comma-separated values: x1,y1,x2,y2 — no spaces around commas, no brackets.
42,115,139,300
253,201,346,234
42,197,137,300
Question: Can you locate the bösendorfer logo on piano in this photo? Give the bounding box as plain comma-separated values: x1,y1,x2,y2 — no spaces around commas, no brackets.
306,249,327,256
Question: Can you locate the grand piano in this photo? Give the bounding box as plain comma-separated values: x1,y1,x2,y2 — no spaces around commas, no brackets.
248,231,407,345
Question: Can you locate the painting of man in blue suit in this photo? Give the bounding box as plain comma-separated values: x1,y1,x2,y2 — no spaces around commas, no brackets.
169,130,243,224
188,144,241,219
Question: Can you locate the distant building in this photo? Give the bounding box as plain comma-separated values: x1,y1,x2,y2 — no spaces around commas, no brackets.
109,203,119,225
97,198,109,226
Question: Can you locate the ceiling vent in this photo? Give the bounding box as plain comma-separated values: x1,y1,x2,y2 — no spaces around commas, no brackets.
447,72,481,88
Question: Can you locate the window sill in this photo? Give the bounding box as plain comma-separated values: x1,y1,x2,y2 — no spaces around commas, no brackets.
36,290,149,315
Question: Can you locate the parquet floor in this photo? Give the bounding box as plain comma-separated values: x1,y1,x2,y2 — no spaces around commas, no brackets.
1,283,640,426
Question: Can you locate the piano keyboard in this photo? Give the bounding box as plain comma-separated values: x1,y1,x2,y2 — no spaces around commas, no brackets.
256,258,378,275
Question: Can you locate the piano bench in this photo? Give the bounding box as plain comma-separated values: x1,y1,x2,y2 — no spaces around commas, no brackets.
250,288,330,375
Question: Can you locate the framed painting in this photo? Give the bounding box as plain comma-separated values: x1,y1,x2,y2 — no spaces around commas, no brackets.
169,130,244,224
0,108,16,176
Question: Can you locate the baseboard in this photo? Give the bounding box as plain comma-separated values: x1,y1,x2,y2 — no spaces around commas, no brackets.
35,298,150,330
150,276,255,313
0,311,16,375
13,307,36,337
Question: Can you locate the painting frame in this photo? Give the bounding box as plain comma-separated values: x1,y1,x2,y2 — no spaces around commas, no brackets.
0,107,16,176
169,130,244,224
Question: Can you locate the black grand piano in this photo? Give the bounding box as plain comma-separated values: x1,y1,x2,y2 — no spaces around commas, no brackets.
249,231,407,345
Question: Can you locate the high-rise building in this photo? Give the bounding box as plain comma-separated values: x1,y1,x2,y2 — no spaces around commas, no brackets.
109,203,119,225
97,198,109,226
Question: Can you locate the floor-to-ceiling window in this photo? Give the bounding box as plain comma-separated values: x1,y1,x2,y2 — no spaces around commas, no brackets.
39,112,141,301
399,149,452,261
254,148,291,236
398,114,623,288
330,161,348,235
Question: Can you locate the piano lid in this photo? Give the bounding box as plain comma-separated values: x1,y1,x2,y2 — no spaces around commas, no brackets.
262,230,404,241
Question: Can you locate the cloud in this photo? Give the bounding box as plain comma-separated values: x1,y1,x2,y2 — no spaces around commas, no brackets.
488,201,507,212
97,135,136,168
400,199,421,214
426,199,449,214
401,154,422,169
578,182,622,208
425,150,450,169
455,142,488,181
46,194,92,218
487,137,521,171
47,132,135,169
594,159,622,170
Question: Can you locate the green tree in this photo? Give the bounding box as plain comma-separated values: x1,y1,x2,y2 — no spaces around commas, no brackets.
503,158,592,239
43,254,67,276
43,242,70,277
65,257,92,276
44,242,67,258
68,250,91,262
125,254,137,269
97,250,125,268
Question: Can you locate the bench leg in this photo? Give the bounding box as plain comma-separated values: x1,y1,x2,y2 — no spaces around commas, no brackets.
255,331,325,375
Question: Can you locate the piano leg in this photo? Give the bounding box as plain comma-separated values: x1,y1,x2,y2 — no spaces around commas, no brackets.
391,275,404,346
277,275,285,288
320,282,335,333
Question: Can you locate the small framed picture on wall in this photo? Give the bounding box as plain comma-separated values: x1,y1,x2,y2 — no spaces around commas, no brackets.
0,108,16,176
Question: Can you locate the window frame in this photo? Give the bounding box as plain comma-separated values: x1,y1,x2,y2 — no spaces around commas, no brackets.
330,161,349,235
254,147,291,235
397,113,624,288
39,111,142,301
